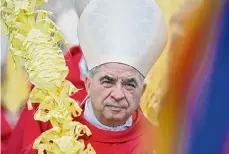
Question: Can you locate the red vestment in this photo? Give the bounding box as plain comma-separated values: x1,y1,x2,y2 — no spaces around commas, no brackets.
6,46,157,154
1,106,13,154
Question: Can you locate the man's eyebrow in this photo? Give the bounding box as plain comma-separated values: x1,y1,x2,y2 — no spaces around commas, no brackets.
122,77,138,86
99,75,117,82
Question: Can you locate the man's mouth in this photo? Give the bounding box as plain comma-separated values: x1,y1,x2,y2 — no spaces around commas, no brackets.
107,105,125,112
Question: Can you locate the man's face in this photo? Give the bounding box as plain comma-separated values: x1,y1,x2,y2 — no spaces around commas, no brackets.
85,63,145,126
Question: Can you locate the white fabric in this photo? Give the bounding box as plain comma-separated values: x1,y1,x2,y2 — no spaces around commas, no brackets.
84,99,132,131
78,0,167,76
74,0,91,17
1,30,8,66
56,9,80,45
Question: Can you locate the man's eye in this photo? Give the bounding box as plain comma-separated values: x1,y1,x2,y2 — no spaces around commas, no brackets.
101,81,113,87
128,84,135,88
124,83,136,90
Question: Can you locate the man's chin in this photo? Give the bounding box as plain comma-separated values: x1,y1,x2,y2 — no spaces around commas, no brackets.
104,114,127,122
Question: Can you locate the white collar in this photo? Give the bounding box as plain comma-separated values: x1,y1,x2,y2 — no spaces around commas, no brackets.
84,98,132,131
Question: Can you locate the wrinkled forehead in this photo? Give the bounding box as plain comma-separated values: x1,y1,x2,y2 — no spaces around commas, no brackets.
98,63,141,78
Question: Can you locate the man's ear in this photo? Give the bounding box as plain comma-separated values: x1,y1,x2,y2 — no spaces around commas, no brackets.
142,83,147,95
84,76,91,94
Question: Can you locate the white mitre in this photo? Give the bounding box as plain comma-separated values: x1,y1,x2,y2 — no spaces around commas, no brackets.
78,0,167,76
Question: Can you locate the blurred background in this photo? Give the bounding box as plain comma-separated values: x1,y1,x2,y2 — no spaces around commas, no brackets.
1,0,229,154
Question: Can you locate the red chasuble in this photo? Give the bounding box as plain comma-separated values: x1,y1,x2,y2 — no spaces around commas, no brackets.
1,106,13,154
6,46,158,154
6,105,157,154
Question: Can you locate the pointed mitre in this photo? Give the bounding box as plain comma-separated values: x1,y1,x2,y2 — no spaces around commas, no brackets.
78,0,167,76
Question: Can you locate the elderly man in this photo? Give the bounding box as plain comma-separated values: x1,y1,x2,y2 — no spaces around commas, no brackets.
6,0,167,153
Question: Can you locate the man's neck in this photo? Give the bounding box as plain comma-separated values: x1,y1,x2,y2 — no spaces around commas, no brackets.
83,98,132,131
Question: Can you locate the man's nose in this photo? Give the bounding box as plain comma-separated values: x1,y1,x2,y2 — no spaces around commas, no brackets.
110,84,125,101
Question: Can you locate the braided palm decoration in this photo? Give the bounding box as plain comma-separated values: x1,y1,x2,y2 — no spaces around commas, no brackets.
1,0,95,153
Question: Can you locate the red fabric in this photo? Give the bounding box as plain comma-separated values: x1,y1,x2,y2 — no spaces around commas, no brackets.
5,46,157,154
1,107,13,154
64,46,88,103
6,105,157,154
76,108,158,154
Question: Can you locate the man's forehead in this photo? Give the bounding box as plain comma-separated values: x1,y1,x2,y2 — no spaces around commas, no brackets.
98,70,140,81
100,63,138,73
96,63,139,78
99,74,138,80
